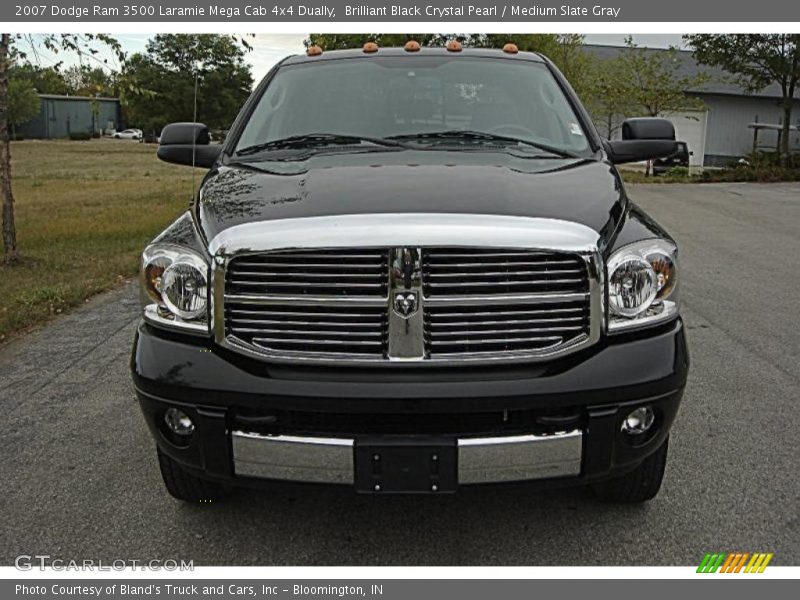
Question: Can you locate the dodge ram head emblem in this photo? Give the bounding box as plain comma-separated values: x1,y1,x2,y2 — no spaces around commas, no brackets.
393,292,418,318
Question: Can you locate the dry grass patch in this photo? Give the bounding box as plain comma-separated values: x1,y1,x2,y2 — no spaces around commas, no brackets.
1,139,192,340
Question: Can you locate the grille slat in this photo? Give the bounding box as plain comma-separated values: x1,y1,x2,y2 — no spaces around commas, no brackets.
423,278,585,288
233,327,383,338
425,260,579,268
251,337,384,346
428,269,585,278
228,309,383,319
231,319,378,328
233,262,384,270
431,326,585,337
433,317,586,327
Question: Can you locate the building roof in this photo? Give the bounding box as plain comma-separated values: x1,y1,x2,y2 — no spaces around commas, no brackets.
582,44,787,100
37,94,120,102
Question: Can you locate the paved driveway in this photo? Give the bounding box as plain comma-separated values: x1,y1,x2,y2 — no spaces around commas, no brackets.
1,182,798,565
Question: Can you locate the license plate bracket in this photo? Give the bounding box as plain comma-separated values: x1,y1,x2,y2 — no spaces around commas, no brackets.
354,437,457,494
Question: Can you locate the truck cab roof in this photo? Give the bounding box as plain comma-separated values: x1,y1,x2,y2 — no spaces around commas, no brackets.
281,46,548,66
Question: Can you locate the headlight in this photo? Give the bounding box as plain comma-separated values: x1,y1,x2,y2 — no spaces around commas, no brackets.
141,244,210,334
607,239,679,332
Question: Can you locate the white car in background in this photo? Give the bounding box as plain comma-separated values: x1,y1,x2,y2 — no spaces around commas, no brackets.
113,128,142,140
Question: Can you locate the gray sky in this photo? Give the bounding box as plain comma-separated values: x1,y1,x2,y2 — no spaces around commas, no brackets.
30,33,687,86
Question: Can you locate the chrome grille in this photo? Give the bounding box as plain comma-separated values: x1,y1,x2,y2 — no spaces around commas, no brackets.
223,249,389,359
421,248,591,357
219,246,596,364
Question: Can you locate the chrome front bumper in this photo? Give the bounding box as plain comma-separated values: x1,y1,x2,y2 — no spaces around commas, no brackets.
231,429,583,486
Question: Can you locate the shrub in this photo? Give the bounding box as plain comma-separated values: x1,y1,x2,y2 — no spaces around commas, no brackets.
68,131,92,141
666,166,690,178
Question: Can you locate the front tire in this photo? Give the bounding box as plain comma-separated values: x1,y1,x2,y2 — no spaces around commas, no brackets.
591,437,669,503
157,447,228,503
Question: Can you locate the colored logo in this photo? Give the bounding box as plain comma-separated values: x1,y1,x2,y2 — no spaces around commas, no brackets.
697,552,773,573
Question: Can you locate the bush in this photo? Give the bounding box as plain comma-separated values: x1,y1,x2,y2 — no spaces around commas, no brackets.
91,131,101,139
666,166,690,178
622,164,800,184
68,131,92,141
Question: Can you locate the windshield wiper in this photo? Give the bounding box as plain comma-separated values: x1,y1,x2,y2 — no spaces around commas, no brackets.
236,133,404,156
387,130,580,158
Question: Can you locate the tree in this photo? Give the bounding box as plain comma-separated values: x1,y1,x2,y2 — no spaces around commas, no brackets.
121,34,253,134
616,38,709,118
1,33,123,265
7,78,40,138
8,63,71,95
686,34,800,167
583,56,637,139
62,64,117,96
305,33,593,97
306,34,447,50
604,38,711,175
1,34,15,263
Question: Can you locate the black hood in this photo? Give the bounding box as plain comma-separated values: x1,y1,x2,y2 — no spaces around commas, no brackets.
197,149,626,247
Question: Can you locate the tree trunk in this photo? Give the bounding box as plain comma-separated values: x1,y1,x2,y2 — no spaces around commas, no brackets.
780,100,793,168
0,33,18,265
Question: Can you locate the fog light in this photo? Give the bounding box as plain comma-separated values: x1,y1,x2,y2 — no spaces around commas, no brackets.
621,406,655,435
164,408,195,436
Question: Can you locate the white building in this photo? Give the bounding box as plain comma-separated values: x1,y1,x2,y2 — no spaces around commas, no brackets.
585,44,800,167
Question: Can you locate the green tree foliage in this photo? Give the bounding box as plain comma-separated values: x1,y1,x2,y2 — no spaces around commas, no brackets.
62,65,117,97
305,34,449,50
583,56,636,139
305,33,593,97
473,34,594,97
685,34,800,167
7,63,71,95
121,34,254,133
7,79,40,137
615,38,709,118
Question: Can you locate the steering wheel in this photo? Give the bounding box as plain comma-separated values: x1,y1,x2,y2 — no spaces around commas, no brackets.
485,124,537,138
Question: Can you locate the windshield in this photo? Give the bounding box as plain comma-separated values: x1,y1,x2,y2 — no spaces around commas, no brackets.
235,56,591,156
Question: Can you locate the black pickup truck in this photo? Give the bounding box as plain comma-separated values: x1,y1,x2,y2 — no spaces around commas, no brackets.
132,44,688,503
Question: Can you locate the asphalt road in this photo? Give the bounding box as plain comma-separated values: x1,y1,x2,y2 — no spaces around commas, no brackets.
1,182,798,566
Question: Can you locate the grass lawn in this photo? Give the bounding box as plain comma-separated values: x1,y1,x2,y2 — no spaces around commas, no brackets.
0,138,191,342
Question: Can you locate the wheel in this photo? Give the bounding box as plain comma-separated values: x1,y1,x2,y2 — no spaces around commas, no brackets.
156,446,228,503
591,437,669,503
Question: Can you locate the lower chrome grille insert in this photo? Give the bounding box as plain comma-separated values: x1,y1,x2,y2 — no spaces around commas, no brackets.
424,299,591,357
225,302,388,358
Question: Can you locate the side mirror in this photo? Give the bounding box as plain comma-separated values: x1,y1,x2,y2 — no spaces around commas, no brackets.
157,122,221,168
604,118,678,164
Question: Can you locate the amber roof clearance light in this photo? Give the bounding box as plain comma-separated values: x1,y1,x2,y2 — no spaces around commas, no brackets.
404,40,421,52
446,40,462,52
306,45,323,57
503,43,519,54
363,42,379,53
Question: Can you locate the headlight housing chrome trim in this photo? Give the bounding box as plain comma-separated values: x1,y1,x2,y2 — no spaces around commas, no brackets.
140,243,211,336
607,239,679,333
